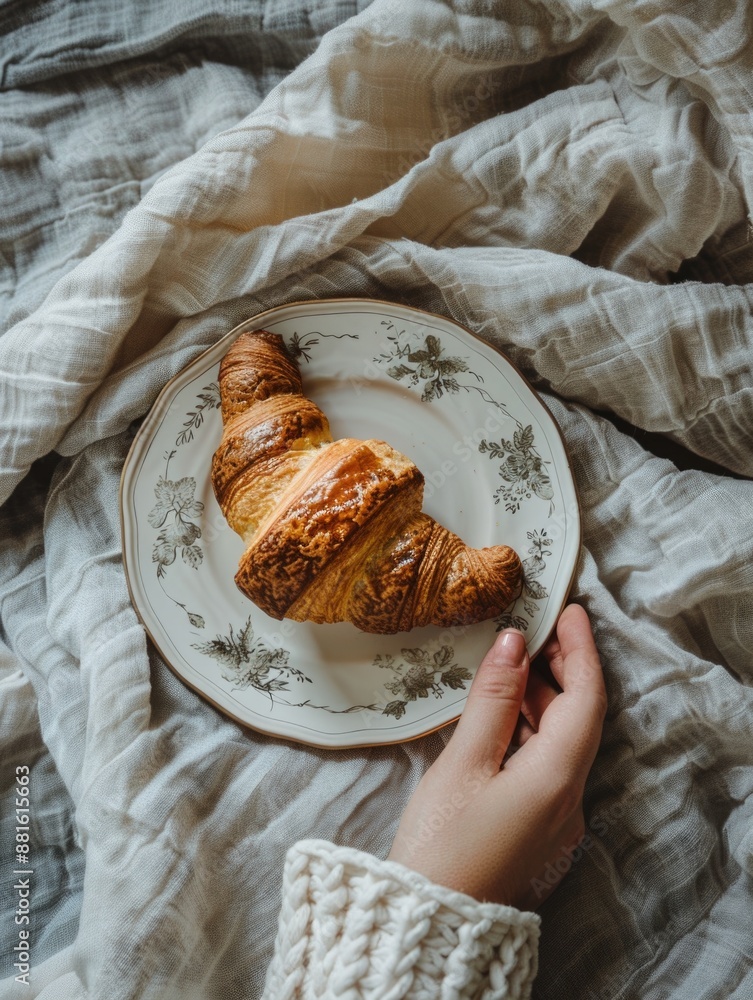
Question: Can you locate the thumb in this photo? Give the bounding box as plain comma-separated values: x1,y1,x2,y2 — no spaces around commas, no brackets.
447,629,529,774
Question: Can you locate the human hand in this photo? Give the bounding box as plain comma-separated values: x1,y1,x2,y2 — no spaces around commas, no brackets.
387,603,607,910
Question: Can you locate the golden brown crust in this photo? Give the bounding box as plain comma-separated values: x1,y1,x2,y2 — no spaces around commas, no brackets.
211,394,329,510
347,513,438,633
211,329,523,633
236,439,423,619
289,476,427,632
218,331,303,422
432,544,524,628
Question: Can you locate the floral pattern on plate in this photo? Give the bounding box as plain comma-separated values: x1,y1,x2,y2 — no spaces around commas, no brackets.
121,299,580,748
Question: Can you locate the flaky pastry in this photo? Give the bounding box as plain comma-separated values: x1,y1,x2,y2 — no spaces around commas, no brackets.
211,330,522,634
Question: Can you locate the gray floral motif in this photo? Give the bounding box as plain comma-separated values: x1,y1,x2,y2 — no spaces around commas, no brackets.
149,468,204,577
496,529,552,632
285,330,359,364
192,617,311,702
374,321,508,411
479,426,555,515
176,383,220,447
148,450,206,627
192,613,470,722
381,331,470,402
374,646,472,720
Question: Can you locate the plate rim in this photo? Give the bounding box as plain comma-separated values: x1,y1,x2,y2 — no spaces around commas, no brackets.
119,296,582,749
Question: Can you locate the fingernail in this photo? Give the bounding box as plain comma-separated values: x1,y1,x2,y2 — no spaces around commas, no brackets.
499,629,526,663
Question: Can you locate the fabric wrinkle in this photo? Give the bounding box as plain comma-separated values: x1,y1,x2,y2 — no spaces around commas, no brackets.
2,0,753,997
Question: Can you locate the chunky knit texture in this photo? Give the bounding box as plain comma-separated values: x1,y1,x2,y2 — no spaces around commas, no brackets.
262,840,541,999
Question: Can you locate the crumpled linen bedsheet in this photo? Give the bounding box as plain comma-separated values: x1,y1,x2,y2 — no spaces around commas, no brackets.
1,0,753,997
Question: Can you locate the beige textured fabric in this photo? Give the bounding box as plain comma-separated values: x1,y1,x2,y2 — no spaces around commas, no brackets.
261,840,540,1000
2,0,753,998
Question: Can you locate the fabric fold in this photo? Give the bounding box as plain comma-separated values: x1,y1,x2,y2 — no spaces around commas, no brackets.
2,0,753,997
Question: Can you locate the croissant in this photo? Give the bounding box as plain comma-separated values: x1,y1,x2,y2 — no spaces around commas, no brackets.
211,330,523,634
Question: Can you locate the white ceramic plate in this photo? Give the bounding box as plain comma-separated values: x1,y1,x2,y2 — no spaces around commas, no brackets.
121,299,580,748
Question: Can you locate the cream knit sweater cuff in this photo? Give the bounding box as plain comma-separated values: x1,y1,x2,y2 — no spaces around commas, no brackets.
262,839,540,999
